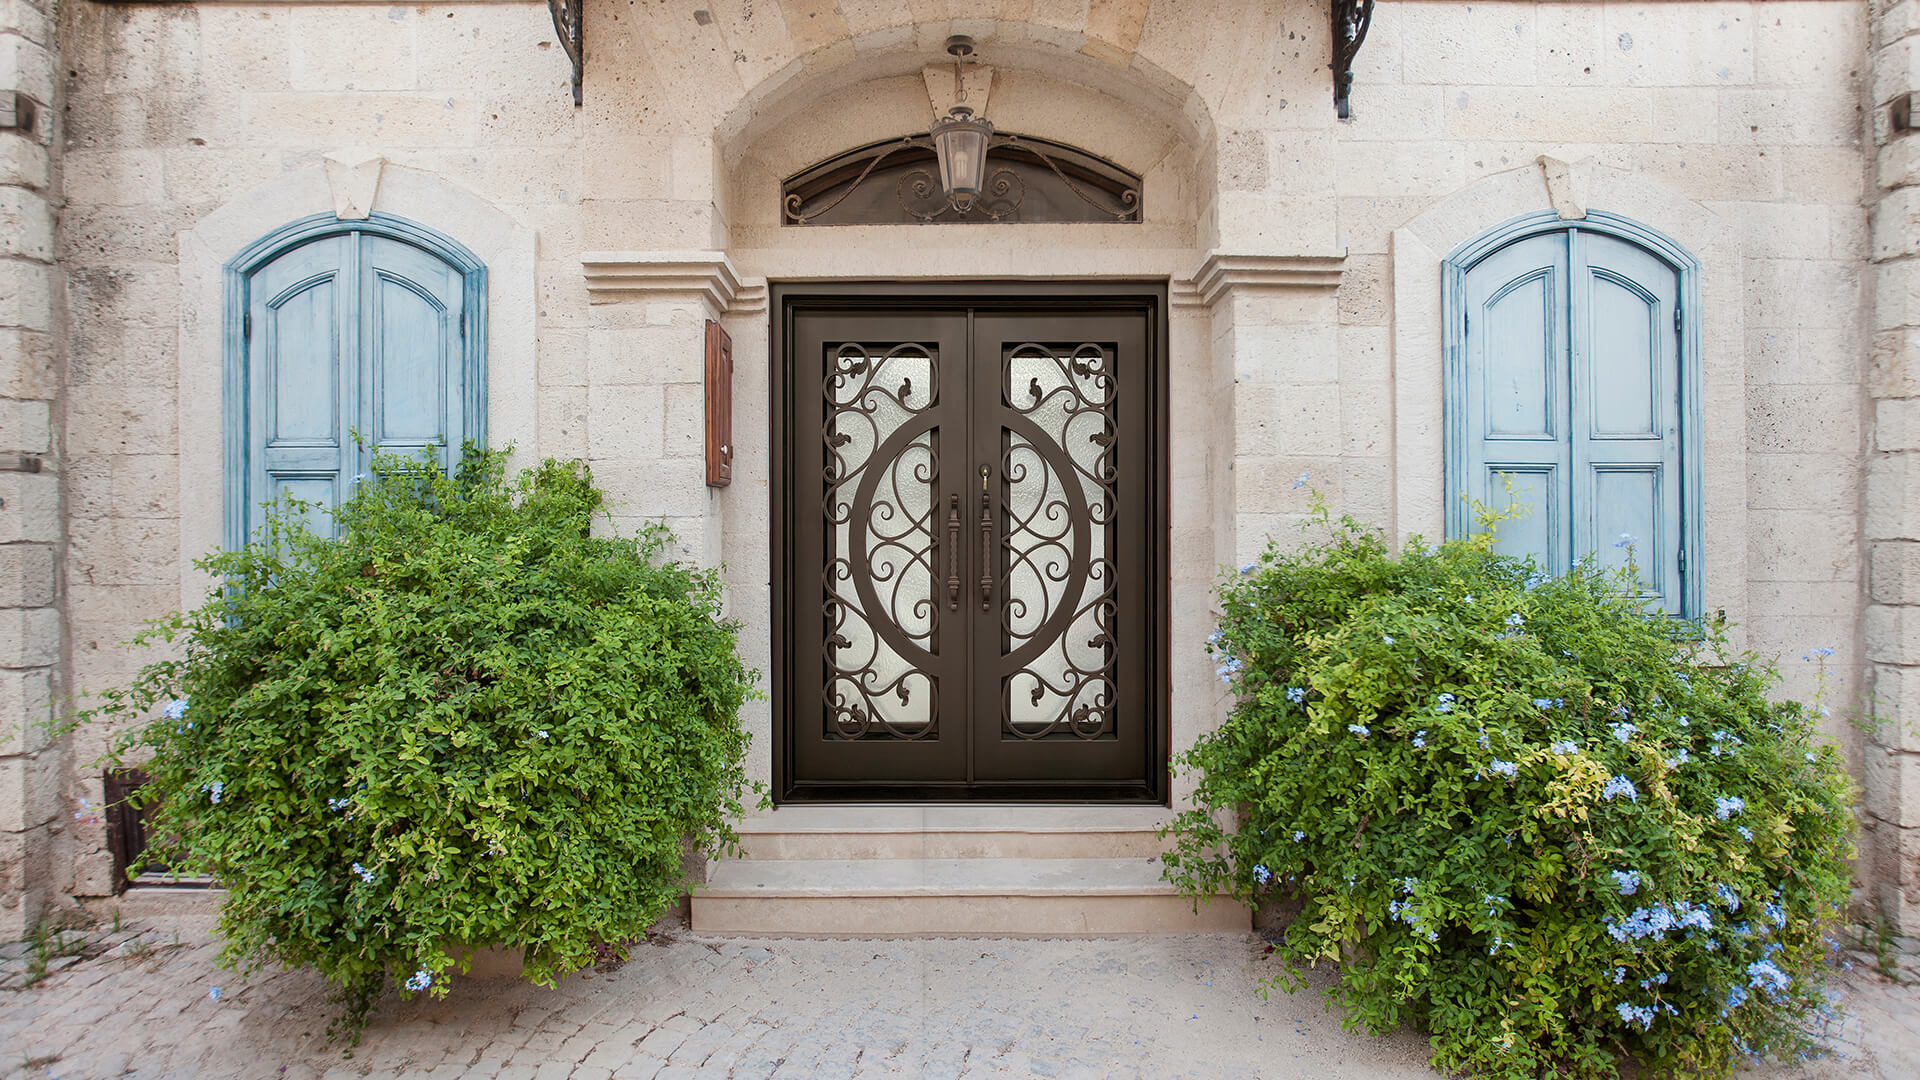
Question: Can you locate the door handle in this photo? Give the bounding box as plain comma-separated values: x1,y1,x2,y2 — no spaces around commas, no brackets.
946,494,961,611
978,465,993,611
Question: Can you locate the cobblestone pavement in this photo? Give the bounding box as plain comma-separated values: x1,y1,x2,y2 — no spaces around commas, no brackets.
2,919,1917,1079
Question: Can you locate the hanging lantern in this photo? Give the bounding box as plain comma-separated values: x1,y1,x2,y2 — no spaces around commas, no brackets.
930,105,994,212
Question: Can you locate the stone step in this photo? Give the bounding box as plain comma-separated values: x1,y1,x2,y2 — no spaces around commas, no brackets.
730,804,1177,861
692,857,1247,935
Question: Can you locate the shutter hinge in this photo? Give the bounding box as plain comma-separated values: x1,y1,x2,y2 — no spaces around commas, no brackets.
1678,546,1686,572
459,312,466,342
243,311,252,339
1674,302,1682,332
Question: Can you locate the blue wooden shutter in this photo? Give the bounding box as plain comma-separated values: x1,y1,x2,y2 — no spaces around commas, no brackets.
242,230,471,542
358,234,467,474
1571,231,1684,615
245,234,354,541
1457,227,1686,615
1460,231,1573,573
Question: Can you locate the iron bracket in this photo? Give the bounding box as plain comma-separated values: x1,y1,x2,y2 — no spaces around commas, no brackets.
1331,0,1376,120
547,0,584,106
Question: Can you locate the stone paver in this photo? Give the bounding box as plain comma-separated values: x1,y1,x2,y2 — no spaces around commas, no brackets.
0,919,1916,1079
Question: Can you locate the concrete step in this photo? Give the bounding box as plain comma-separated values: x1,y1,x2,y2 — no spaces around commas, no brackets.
730,804,1176,861
692,857,1247,935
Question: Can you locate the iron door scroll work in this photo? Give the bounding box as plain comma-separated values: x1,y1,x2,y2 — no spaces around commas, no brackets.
777,289,1167,801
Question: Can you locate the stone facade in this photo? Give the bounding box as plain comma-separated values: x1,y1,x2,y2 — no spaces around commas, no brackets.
3,0,1913,930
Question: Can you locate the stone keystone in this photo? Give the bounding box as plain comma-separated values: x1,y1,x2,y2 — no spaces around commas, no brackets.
1537,155,1591,221
323,151,386,221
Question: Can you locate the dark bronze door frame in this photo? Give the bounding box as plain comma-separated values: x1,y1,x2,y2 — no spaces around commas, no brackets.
773,283,1169,803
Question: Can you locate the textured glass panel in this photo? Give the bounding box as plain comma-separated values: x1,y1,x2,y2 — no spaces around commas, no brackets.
266,278,339,447
1588,271,1658,437
1002,344,1116,741
822,344,940,739
1483,272,1552,438
1489,467,1553,568
374,274,448,444
1594,466,1661,593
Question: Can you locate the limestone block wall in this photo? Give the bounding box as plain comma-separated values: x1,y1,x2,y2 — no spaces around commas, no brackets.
1870,0,1920,933
17,0,1903,924
0,0,61,938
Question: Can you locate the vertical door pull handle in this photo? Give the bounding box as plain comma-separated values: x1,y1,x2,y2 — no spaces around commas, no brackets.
946,494,961,611
978,465,993,611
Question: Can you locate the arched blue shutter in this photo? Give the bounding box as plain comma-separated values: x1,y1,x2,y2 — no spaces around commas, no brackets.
1455,225,1687,615
239,228,473,543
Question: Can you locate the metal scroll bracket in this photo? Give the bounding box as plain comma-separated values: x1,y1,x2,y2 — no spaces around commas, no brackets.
1331,0,1376,120
547,0,584,106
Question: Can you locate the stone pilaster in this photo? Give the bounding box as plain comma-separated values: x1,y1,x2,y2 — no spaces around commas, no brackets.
0,0,61,939
1185,252,1347,570
1869,0,1920,935
578,251,741,568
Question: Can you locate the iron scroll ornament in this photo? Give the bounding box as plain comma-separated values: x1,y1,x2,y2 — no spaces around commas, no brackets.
1331,0,1376,120
783,133,1142,225
547,0,583,106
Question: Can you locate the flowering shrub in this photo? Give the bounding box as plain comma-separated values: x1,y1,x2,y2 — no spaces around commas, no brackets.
87,448,756,1032
1164,510,1855,1079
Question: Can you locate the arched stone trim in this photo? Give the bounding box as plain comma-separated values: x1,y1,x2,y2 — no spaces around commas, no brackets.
177,164,536,607
1389,163,1746,636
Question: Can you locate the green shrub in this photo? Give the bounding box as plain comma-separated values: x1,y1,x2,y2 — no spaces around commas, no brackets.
87,448,757,1031
1164,507,1854,1079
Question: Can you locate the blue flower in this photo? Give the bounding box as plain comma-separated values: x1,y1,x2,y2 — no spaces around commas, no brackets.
405,968,434,993
1802,646,1835,661
1737,826,1753,841
1602,775,1639,802
1551,740,1578,755
1611,870,1641,896
205,781,223,805
1252,864,1273,886
1525,571,1549,589
1764,901,1786,927
1714,795,1745,820
1485,759,1518,779
1382,634,1395,645
1725,983,1749,1011
208,985,223,1003
162,698,189,721
1348,724,1370,738
1292,830,1305,842
1747,958,1790,997
1240,563,1257,575
1532,697,1554,710
536,729,551,739
1412,730,1427,749
1615,1002,1655,1030
1293,471,1310,490
328,797,351,812
1614,533,1638,549
1715,883,1740,911
352,861,375,883
1665,748,1690,769
1434,692,1455,713
1610,721,1638,742
1612,966,1627,984
1286,686,1306,704
1505,613,1525,628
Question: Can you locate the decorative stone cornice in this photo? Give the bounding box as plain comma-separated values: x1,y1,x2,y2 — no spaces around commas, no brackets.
580,251,742,311
1183,251,1347,309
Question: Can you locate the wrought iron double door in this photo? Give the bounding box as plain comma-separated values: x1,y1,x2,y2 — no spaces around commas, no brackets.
781,295,1163,800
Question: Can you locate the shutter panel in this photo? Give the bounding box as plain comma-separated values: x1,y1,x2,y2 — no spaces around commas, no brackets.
360,234,467,474
246,234,354,542
1572,231,1684,615
1460,231,1572,573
